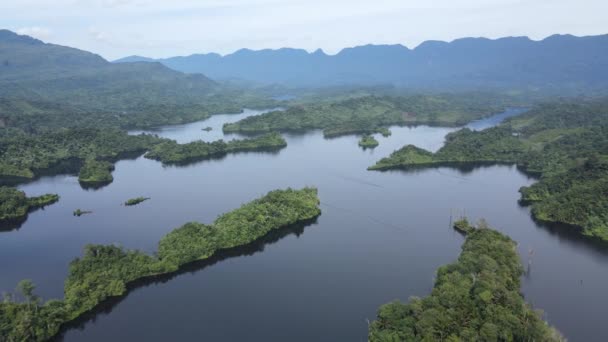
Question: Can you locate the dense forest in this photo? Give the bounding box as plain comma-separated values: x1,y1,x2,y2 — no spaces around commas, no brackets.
369,223,563,341
358,134,379,148
144,132,287,164
0,128,159,182
0,187,321,341
223,94,512,138
369,99,608,240
0,187,59,227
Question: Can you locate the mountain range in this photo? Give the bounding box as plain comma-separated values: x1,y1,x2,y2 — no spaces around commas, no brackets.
115,34,608,91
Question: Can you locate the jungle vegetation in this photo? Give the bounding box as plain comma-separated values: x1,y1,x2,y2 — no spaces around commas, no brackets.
0,128,160,182
144,132,287,165
78,159,114,186
369,224,563,341
369,99,608,240
0,187,321,341
358,134,379,148
0,187,59,224
223,94,510,138
124,197,150,206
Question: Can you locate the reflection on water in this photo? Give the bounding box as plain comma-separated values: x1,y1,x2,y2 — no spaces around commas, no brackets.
1,108,607,342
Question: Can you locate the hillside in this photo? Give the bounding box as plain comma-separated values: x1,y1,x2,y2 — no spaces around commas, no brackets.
114,34,608,91
0,30,267,131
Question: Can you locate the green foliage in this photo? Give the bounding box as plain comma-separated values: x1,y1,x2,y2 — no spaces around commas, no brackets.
368,145,435,170
144,132,287,164
78,159,114,185
520,157,608,240
0,186,59,222
124,197,150,206
370,98,608,240
223,95,505,137
453,217,474,234
369,228,563,341
358,134,379,148
0,187,321,341
377,127,392,137
0,128,160,181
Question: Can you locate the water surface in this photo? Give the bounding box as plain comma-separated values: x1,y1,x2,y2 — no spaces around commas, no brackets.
1,109,606,341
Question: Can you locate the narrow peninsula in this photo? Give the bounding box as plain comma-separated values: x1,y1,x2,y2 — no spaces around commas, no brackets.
0,187,59,228
0,187,321,341
144,132,287,165
368,100,608,241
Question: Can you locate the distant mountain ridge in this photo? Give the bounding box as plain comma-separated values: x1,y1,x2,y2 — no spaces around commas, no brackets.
114,34,608,90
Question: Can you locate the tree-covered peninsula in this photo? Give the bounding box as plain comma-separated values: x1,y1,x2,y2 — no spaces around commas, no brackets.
144,132,287,164
0,187,59,228
0,128,160,183
369,224,563,341
78,159,115,187
0,187,321,341
369,99,608,241
223,94,508,138
358,134,379,148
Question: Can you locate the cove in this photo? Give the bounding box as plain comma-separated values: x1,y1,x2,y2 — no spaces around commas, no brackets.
2,108,607,341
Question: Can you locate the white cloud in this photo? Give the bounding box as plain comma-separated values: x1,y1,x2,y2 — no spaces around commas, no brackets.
3,0,608,59
16,26,52,41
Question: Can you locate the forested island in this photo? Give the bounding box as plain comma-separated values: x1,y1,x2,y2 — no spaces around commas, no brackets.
0,187,59,227
223,94,511,138
369,99,608,241
369,223,563,341
358,134,379,148
0,187,321,341
124,197,150,206
144,132,287,164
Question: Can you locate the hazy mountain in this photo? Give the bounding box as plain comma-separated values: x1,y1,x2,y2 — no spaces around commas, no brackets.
114,34,608,91
0,29,218,111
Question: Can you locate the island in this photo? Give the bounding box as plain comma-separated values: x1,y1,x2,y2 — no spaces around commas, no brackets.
202,126,213,132
73,209,92,216
124,197,150,206
144,132,287,165
223,95,508,138
369,222,563,341
368,99,608,241
0,187,321,341
0,187,59,227
358,134,379,148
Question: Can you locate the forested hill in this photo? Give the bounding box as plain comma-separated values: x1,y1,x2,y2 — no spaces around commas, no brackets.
0,29,218,106
114,34,608,91
0,30,280,132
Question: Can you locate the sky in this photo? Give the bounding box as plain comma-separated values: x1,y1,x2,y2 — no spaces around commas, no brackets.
3,0,608,60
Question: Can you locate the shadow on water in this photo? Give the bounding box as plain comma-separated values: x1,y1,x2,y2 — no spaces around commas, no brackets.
524,209,608,257
380,161,533,177
50,218,319,341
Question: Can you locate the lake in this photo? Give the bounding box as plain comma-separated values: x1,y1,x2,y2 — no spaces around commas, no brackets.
1,108,606,341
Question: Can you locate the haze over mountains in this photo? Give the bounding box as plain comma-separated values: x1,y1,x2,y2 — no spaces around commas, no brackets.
115,34,608,91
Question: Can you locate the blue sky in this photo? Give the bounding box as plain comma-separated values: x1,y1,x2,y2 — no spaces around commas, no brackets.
3,0,607,60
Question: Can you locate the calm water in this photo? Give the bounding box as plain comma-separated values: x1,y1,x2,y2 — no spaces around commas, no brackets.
1,108,607,341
